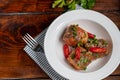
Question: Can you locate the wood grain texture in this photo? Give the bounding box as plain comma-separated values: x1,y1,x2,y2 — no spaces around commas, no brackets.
104,76,120,80
0,0,120,13
0,12,119,79
0,14,59,78
0,0,63,12
93,0,120,11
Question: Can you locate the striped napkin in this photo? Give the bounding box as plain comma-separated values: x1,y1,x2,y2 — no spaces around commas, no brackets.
24,28,68,80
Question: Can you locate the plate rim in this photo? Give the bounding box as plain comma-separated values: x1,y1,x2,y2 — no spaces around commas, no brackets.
44,9,120,80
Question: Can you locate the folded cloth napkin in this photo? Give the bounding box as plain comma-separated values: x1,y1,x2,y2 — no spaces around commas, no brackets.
24,28,68,80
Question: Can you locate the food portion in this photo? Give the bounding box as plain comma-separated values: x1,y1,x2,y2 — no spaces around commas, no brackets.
63,24,109,70
63,24,88,46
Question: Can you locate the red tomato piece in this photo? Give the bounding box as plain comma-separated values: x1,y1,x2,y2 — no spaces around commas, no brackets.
63,44,69,58
88,32,95,38
89,47,107,53
75,47,81,60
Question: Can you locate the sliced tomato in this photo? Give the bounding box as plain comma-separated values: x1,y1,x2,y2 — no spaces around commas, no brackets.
75,47,81,60
63,44,69,58
89,47,107,53
88,32,95,38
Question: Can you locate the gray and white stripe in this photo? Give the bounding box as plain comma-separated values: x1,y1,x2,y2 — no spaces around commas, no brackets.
24,29,68,80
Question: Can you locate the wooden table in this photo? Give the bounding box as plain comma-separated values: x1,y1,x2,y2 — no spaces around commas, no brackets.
0,0,119,80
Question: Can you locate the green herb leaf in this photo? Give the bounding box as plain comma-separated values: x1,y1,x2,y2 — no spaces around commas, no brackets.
81,0,87,3
77,41,83,46
83,67,87,70
93,38,98,44
66,0,74,5
81,51,87,54
83,58,88,63
67,0,76,10
75,0,81,5
52,0,65,8
81,0,96,9
77,61,81,66
95,54,100,58
52,0,96,10
84,32,86,37
80,56,84,63
71,53,75,59
103,40,108,45
73,31,77,36
81,3,87,9
87,2,95,9
71,26,76,31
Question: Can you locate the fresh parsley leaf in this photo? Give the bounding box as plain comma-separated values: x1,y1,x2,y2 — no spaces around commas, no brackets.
88,0,95,3
67,0,76,10
83,67,87,70
75,0,81,5
81,0,96,9
71,53,75,59
52,0,65,8
81,0,87,3
81,2,88,9
66,0,74,5
87,2,95,9
52,0,96,10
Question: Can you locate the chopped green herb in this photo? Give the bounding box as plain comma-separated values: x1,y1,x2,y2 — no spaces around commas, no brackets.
90,39,94,44
66,0,74,5
71,26,76,31
77,42,81,47
75,0,81,5
52,0,65,8
88,38,99,45
80,56,89,64
71,25,77,37
77,41,83,47
94,35,96,38
93,39,98,44
77,61,81,66
67,0,76,10
83,67,87,70
103,40,108,45
84,32,87,37
95,54,100,58
81,0,96,9
88,38,91,41
80,57,84,63
81,51,87,54
83,58,88,63
71,53,75,59
73,31,77,36
88,38,93,42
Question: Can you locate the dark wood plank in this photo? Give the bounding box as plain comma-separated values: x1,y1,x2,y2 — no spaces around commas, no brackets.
112,65,120,75
93,0,120,11
0,0,63,13
0,11,119,79
0,13,60,78
104,76,120,80
0,0,120,13
21,76,120,80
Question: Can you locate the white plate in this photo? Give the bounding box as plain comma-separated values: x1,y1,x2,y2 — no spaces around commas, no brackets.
44,10,120,80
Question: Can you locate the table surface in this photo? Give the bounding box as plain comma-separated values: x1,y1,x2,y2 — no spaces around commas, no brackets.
0,0,119,80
